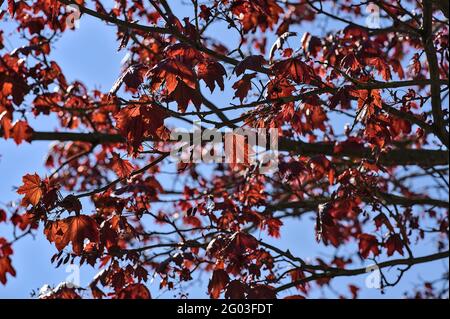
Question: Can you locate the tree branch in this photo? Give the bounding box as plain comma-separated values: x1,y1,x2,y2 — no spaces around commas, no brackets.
275,250,450,293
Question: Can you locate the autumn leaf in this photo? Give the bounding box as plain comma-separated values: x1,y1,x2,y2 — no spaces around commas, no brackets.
367,57,392,81
385,234,404,257
290,268,309,293
59,194,82,215
11,120,33,145
341,53,361,73
234,55,266,76
266,218,283,238
170,81,202,113
349,284,360,299
116,283,151,299
197,59,226,92
111,153,134,179
149,58,197,94
225,280,247,299
0,237,15,285
17,173,43,206
0,256,16,285
46,215,99,255
232,73,256,102
165,43,202,66
44,220,68,251
63,215,99,255
271,57,313,84
358,233,380,259
114,103,167,149
208,269,229,299
229,231,258,253
373,213,395,233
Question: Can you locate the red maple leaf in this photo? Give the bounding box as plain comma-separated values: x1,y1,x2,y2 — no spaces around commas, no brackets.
234,55,267,76
367,57,392,81
111,153,134,179
149,58,197,94
116,283,151,299
271,57,314,84
358,233,380,258
46,215,99,255
197,59,227,92
11,120,33,145
0,256,16,285
17,173,43,206
232,73,256,102
385,234,404,257
225,280,247,299
208,269,229,299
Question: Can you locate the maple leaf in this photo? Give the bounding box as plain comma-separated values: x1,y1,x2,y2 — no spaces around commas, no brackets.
17,173,43,206
225,280,247,299
385,234,404,257
343,25,368,39
63,215,99,255
0,237,15,285
229,231,258,253
11,120,33,145
114,103,167,149
44,220,69,251
367,57,392,81
234,55,267,76
59,194,82,215
46,215,99,255
0,256,16,285
170,81,202,113
197,59,226,93
358,233,380,259
116,283,151,299
271,57,313,84
230,0,283,33
164,43,202,66
111,153,134,179
232,73,256,102
267,77,295,99
266,218,283,238
290,268,309,294
208,269,229,299
149,58,197,94
341,53,361,73
373,213,395,233
10,212,35,231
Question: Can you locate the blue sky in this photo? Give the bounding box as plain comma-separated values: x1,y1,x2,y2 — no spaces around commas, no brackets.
0,1,448,299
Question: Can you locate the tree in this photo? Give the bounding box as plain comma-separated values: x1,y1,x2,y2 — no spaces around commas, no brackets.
0,0,448,299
